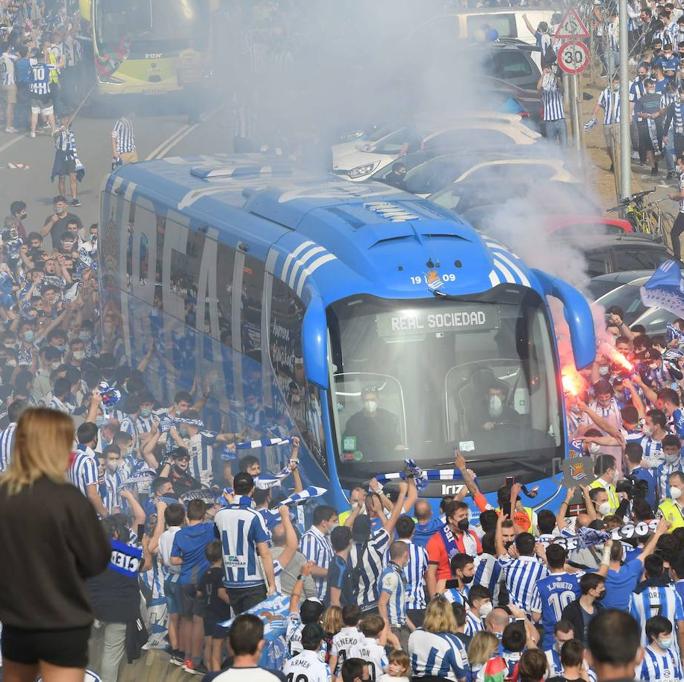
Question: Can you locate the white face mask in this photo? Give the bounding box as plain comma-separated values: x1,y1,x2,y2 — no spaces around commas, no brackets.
598,501,612,516
671,486,682,500
479,602,494,618
489,394,503,417
364,400,377,414
589,442,601,455
599,365,610,376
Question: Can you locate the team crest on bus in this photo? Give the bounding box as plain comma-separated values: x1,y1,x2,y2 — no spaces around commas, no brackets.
426,271,443,291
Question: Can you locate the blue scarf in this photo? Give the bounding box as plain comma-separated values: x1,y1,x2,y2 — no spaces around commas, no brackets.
109,539,142,577
439,523,459,560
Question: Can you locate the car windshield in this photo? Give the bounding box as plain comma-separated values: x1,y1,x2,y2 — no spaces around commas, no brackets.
631,307,676,335
327,290,562,493
431,180,593,216
595,282,649,324
95,0,209,54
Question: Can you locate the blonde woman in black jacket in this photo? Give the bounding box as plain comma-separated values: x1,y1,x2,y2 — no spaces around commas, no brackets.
0,407,110,682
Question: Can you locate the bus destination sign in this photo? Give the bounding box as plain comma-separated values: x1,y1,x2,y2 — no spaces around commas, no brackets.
376,305,499,338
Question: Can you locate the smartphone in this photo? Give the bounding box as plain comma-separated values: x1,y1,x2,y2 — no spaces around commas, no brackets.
505,476,515,487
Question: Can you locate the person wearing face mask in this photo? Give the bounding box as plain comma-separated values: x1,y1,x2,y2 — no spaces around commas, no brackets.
630,554,684,655
300,505,338,601
31,345,61,405
654,434,683,501
560,574,607,645
589,455,620,514
441,552,476,605
464,585,492,637
342,386,402,463
479,380,520,432
159,447,201,496
100,444,123,515
169,410,237,488
426,499,482,598
640,408,668,466
396,515,429,628
637,615,684,681
657,470,684,531
625,442,658,510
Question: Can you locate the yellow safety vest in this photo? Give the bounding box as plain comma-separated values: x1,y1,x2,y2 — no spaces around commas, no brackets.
658,499,684,531
588,478,620,513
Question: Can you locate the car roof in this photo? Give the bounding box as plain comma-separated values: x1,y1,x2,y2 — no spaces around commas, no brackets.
590,269,654,284
453,158,576,183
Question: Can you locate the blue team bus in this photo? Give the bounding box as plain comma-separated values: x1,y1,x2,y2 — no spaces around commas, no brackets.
98,154,595,511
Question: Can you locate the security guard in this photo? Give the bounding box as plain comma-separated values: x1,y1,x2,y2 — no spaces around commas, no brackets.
658,471,684,531
588,454,620,514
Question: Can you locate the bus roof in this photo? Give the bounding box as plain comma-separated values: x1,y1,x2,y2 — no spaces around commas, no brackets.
105,154,541,305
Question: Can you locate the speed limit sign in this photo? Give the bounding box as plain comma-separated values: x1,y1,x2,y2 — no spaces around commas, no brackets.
558,41,590,75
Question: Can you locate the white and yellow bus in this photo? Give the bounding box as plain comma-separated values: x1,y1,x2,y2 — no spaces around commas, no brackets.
78,0,217,97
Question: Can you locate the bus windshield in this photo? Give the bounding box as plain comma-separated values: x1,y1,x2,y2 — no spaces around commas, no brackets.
95,0,208,55
327,289,562,493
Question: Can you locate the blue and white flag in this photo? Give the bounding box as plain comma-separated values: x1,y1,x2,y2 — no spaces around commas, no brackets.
255,465,293,490
375,459,463,490
640,260,684,318
109,539,142,577
235,436,291,450
261,486,328,522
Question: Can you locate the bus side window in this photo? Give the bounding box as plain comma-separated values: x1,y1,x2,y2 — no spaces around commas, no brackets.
242,255,264,362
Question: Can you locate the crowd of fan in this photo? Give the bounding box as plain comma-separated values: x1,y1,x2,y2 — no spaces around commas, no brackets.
0,0,83,136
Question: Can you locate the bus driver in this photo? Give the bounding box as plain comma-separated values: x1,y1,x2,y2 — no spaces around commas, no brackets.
342,386,402,461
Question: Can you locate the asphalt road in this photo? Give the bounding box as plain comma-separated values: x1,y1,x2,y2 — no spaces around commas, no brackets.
0,99,232,240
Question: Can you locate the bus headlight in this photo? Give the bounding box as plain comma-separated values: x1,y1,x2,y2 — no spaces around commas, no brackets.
347,162,378,179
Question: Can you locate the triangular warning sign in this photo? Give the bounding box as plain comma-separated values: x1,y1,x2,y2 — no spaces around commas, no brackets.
555,8,589,39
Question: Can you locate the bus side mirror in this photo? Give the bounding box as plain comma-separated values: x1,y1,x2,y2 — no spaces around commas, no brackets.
531,269,596,370
302,296,329,389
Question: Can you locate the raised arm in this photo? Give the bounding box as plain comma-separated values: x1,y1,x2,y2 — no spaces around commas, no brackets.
380,480,408,535
275,506,299,569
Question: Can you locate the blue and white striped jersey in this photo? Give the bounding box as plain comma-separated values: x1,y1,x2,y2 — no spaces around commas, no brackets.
299,526,333,600
641,435,664,463
214,503,270,588
68,445,98,496
349,528,390,609
0,422,16,472
408,630,469,682
637,644,684,681
473,552,503,603
185,432,218,487
101,468,123,515
545,647,563,677
500,555,548,615
541,87,564,121
349,636,389,679
401,539,428,610
599,87,621,124
283,649,331,682
443,585,469,605
656,459,684,500
379,562,407,627
465,610,484,637
630,585,684,647
28,61,55,95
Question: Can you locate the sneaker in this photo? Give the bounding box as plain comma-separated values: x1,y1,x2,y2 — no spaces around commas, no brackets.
182,658,193,671
169,652,185,666
71,198,81,207
668,171,678,179
29,131,35,138
4,127,17,133
650,167,659,176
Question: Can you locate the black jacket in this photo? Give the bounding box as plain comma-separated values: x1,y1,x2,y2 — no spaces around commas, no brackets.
561,598,603,644
0,476,110,629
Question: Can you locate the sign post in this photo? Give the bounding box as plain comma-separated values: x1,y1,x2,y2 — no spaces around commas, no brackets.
555,13,590,159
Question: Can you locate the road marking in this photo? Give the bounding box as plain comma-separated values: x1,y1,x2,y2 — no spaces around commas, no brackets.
145,124,191,160
145,105,223,160
0,134,26,154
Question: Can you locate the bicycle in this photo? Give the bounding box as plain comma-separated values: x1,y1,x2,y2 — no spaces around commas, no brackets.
606,188,676,241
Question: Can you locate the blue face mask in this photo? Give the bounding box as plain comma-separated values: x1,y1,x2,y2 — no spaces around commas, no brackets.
660,637,673,650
